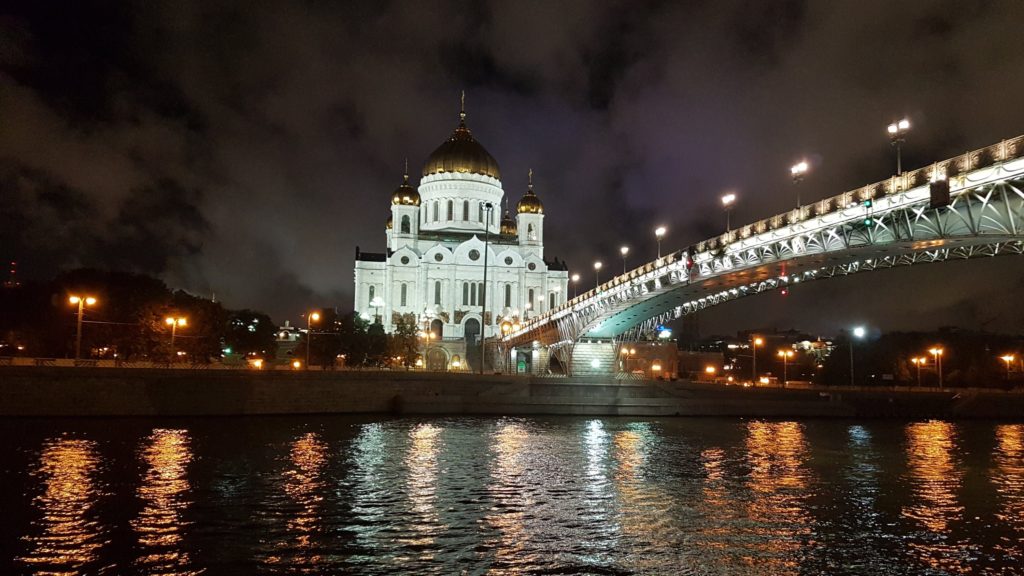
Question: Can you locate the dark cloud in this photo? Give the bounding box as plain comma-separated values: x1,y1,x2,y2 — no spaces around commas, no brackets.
2,0,1023,334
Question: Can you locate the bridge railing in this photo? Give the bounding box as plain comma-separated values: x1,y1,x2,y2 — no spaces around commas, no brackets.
695,135,1024,254
508,135,1024,341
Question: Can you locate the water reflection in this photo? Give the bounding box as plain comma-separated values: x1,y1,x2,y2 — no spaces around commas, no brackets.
18,437,107,575
902,420,969,573
402,423,444,553
994,424,1024,564
744,421,814,574
487,421,530,565
263,431,328,570
132,428,196,575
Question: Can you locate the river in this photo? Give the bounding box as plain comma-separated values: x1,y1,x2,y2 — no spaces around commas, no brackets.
2,416,1022,575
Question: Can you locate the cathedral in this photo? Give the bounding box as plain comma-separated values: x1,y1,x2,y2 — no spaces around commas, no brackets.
353,100,569,371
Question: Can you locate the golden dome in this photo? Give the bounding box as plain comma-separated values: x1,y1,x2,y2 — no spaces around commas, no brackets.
391,168,421,206
500,210,517,235
422,101,500,180
386,213,393,229
516,169,544,214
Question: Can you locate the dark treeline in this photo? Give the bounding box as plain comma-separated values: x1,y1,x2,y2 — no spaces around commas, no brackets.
821,329,1023,388
0,268,420,367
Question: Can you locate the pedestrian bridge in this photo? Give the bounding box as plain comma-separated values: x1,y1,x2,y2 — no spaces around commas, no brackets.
500,136,1024,372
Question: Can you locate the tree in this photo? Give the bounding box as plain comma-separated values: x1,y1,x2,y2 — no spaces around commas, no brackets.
224,309,278,359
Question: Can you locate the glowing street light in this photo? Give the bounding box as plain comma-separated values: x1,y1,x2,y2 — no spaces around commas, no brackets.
68,295,98,361
910,356,925,387
790,160,810,207
777,349,795,387
849,326,866,386
929,347,944,389
620,246,630,274
594,261,603,289
1000,354,1015,380
751,336,764,383
887,118,911,175
654,226,667,259
306,311,321,370
721,193,737,232
164,316,187,360
571,273,580,298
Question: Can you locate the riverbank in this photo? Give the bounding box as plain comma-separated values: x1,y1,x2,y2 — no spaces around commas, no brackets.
1,366,1023,418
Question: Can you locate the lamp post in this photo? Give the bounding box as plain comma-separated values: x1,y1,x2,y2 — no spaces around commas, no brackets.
790,160,810,208
68,295,97,361
911,356,924,387
164,316,187,361
929,347,944,389
594,261,602,289
777,349,794,387
721,193,737,233
620,246,629,275
570,273,580,299
850,326,866,386
306,311,320,369
887,118,911,175
1000,354,1015,381
655,226,667,259
370,296,385,324
481,201,494,375
751,336,763,383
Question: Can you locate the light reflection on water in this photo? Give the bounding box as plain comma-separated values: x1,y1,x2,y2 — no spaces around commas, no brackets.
7,417,1024,575
17,437,108,575
132,428,197,575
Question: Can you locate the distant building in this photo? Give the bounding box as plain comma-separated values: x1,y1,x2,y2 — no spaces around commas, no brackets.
353,100,569,371
3,261,20,289
275,320,302,360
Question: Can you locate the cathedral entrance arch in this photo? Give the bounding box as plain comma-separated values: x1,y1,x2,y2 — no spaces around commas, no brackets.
464,318,481,371
426,347,448,371
430,319,443,339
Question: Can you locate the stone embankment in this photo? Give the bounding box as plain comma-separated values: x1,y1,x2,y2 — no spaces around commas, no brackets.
1,367,1022,419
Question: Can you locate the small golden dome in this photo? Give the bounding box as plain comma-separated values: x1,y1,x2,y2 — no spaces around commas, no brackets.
391,170,421,206
386,213,393,229
500,210,517,235
422,99,500,180
516,169,544,214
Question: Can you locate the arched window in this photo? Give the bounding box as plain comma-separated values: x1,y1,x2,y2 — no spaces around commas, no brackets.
400,215,410,233
447,200,453,220
463,200,469,221
434,281,442,305
368,285,375,305
549,292,556,309
433,202,439,221
504,284,511,307
400,284,407,306
528,288,534,310
528,223,537,241
462,282,469,305
470,283,477,306
478,203,484,222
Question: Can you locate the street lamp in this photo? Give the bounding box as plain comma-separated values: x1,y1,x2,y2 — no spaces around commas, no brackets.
571,273,580,298
655,226,667,259
790,160,809,208
164,316,187,361
620,246,629,274
306,311,320,369
481,201,494,375
370,296,385,324
887,118,911,175
1000,354,1015,380
68,295,98,361
751,336,764,383
721,193,737,232
594,261,602,289
911,356,925,387
777,349,795,387
850,326,866,386
929,346,944,389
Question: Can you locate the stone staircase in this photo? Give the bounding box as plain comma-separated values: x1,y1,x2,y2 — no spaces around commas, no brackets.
570,341,619,376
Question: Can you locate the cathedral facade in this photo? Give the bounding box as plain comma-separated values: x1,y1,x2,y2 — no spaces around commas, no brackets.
353,103,569,370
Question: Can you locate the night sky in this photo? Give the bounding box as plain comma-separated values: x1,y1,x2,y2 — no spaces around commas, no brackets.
3,0,1024,336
